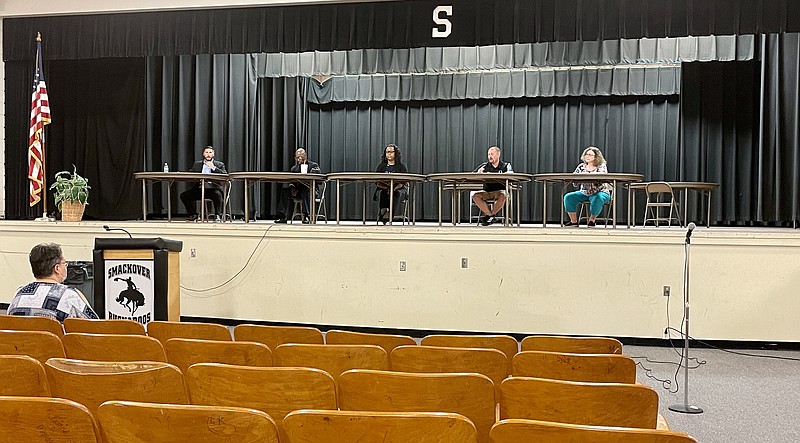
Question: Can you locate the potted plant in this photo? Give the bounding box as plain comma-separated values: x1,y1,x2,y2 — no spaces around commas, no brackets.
50,166,90,221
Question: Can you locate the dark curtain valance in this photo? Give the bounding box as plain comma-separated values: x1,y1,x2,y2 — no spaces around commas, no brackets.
255,35,754,77
307,66,681,103
3,0,797,61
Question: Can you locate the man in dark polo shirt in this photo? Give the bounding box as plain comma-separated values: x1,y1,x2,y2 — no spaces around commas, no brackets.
472,146,513,226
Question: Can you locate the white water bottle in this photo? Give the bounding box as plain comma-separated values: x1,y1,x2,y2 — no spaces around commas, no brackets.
163,162,169,172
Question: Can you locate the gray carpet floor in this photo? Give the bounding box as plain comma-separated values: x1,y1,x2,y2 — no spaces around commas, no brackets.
627,344,800,443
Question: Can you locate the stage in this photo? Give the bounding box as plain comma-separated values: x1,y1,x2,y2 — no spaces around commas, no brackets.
1,220,798,342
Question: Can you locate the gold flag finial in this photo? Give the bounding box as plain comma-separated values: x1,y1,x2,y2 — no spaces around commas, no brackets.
36,32,41,42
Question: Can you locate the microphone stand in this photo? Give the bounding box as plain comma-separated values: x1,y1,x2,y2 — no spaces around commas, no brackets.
669,223,703,414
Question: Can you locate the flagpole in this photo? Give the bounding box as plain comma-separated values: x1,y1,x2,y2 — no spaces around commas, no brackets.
32,32,53,222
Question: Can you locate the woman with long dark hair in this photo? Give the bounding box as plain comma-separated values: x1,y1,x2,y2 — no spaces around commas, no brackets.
374,143,408,224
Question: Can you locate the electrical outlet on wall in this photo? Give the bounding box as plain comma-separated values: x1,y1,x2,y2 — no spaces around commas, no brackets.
190,248,196,258
461,258,468,268
399,261,406,271
663,285,670,297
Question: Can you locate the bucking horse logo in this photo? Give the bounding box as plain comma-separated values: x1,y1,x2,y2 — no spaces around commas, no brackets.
114,277,145,315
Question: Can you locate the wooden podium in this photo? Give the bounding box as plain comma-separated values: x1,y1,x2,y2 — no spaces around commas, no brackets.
93,238,183,324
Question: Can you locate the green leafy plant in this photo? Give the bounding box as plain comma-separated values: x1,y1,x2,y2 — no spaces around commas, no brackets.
50,166,90,211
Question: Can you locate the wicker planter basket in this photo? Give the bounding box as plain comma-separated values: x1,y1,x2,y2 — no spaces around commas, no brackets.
61,201,86,222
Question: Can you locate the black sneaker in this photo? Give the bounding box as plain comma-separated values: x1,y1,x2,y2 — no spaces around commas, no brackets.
274,218,287,224
302,215,310,224
563,220,578,227
587,220,596,228
186,214,199,222
480,215,491,226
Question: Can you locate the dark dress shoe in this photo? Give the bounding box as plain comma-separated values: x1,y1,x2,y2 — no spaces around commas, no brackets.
563,220,578,227
302,216,310,224
587,220,597,227
274,218,287,224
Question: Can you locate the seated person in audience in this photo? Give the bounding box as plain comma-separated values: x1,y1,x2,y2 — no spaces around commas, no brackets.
8,243,98,322
275,148,322,224
180,145,228,222
472,146,513,226
374,143,408,224
563,146,612,227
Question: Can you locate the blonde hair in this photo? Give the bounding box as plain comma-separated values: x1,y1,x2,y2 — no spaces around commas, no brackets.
581,146,606,166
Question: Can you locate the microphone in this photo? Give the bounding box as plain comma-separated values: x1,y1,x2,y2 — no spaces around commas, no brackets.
103,225,132,239
685,222,696,244
473,162,488,173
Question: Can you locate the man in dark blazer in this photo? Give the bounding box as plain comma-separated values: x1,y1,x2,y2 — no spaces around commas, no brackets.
180,146,228,221
275,147,321,224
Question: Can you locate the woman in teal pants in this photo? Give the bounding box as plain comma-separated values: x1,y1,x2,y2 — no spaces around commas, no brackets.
563,146,611,227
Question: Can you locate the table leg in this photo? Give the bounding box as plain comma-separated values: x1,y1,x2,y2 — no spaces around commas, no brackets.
167,181,172,222
310,179,316,224
517,184,522,227
362,183,366,225
388,179,394,226
243,179,250,223
222,182,229,222
612,180,618,229
707,190,712,228
336,180,341,225
684,188,689,227
542,181,548,228
141,181,147,221
438,182,443,226
504,179,510,227
200,180,206,222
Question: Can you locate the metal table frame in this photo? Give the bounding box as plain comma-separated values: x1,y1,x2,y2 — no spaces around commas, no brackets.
426,172,533,227
134,172,231,222
629,181,720,228
325,172,427,225
228,172,327,223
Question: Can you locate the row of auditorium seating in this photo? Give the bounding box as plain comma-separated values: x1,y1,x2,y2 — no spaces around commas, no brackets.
1,397,698,443
0,315,695,442
0,356,695,443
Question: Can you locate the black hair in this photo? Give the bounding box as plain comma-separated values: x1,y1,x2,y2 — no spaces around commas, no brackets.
381,144,402,164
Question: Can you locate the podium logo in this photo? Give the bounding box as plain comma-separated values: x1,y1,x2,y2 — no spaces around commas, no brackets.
114,276,145,315
105,259,155,325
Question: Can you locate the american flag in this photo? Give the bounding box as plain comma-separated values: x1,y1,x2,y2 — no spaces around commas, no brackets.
28,33,51,207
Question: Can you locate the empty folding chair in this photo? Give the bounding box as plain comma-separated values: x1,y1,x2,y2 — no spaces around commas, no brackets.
325,329,416,354
0,396,101,442
0,330,65,363
274,343,389,381
64,318,146,335
62,333,167,362
490,419,698,443
164,338,273,373
98,401,280,443
520,335,623,354
512,351,636,384
421,334,518,373
233,324,324,350
147,320,231,343
283,410,479,443
0,314,64,336
0,355,51,396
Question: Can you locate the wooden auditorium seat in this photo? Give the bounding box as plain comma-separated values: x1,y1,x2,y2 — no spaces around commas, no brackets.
62,333,167,362
325,329,416,354
0,314,64,336
147,320,232,343
97,401,280,443
0,396,101,442
64,318,146,335
420,334,518,372
512,350,637,384
338,369,496,443
164,338,273,373
390,345,508,397
520,335,623,354
0,355,51,396
273,343,389,381
186,364,337,440
44,358,188,414
490,419,698,443
499,377,661,429
0,329,65,362
233,324,324,350
283,410,479,443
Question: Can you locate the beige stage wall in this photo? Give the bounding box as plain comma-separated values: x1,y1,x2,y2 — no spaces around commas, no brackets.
0,221,798,342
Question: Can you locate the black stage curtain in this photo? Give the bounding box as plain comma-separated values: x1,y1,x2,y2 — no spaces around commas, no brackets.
307,96,680,222
5,0,800,61
4,58,145,220
145,55,304,220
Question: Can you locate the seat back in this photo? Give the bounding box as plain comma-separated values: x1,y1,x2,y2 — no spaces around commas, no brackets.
147,320,232,343
186,364,337,441
164,338,273,373
97,401,280,443
499,377,659,429
0,355,50,396
420,334,518,372
274,343,389,381
326,329,416,354
338,369,495,443
520,335,623,354
643,181,681,227
283,410,479,443
0,314,64,336
0,396,101,442
44,358,188,414
233,324,324,350
62,333,167,362
390,345,508,397
0,329,65,362
512,351,636,383
490,419,698,443
64,318,146,335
